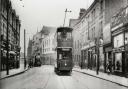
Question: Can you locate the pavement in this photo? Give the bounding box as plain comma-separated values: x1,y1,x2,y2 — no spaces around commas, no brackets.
73,66,128,87
0,61,29,80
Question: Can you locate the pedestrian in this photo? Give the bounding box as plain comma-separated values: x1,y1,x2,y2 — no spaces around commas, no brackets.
116,61,120,70
107,60,112,74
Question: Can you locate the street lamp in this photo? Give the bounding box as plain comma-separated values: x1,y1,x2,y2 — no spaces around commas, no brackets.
63,8,71,27
125,37,128,45
24,29,26,69
6,0,11,75
124,37,128,74
0,0,2,72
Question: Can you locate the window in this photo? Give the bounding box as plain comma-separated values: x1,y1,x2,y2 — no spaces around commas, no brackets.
67,32,72,40
92,9,95,20
93,27,95,39
100,21,103,37
115,53,122,72
78,40,79,48
57,32,61,39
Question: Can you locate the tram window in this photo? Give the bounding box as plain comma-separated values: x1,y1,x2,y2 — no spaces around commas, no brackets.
62,30,67,38
57,32,61,39
62,51,70,59
67,32,71,39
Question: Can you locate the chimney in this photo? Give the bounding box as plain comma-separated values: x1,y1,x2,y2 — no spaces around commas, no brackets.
79,8,86,19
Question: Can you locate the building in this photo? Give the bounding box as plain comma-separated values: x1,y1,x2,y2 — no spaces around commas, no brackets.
32,31,42,56
69,8,86,67
70,0,128,77
110,5,128,76
103,0,128,73
70,1,105,71
1,0,21,70
41,26,57,65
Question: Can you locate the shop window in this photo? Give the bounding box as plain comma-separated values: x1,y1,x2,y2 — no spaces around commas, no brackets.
115,53,122,72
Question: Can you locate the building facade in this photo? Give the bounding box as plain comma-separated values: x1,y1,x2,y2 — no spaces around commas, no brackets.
69,8,86,67
41,26,56,65
1,0,21,70
103,0,128,73
32,32,42,55
70,0,105,71
70,0,128,77
110,5,128,76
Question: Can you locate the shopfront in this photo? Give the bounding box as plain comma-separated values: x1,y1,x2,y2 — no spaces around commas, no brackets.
124,30,128,76
88,46,96,70
110,6,128,76
81,41,96,70
113,47,125,73
81,49,88,69
81,44,89,69
103,44,112,73
112,26,125,75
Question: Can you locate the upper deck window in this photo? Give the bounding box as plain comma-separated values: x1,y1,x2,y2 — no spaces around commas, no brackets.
57,32,72,40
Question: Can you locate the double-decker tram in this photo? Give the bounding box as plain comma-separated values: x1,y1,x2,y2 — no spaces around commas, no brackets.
54,27,73,73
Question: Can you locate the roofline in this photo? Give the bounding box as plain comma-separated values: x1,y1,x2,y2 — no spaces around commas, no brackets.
72,0,99,27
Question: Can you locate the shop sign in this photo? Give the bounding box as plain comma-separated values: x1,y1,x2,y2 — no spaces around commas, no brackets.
111,6,128,31
121,6,128,25
62,48,70,51
111,14,123,31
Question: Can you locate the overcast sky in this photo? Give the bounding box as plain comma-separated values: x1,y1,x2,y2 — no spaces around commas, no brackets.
10,0,94,53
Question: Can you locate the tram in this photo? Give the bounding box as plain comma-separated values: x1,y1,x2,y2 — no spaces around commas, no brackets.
34,53,41,67
54,27,73,73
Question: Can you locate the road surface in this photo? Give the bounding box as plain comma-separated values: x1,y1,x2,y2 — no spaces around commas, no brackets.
0,65,127,89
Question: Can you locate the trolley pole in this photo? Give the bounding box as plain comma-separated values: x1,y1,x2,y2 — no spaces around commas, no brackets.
0,0,2,72
63,8,71,27
24,29,26,69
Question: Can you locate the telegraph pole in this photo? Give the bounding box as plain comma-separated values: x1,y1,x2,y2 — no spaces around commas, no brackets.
24,29,26,69
63,8,71,27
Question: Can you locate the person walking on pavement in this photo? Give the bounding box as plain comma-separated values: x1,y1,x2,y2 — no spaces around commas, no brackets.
107,59,112,74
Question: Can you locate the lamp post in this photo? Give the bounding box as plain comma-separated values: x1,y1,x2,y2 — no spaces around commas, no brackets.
6,0,11,75
24,29,26,69
0,0,2,72
125,37,128,75
63,8,71,27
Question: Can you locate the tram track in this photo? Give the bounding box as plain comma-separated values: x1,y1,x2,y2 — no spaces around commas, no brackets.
41,69,52,89
60,76,68,89
72,72,91,89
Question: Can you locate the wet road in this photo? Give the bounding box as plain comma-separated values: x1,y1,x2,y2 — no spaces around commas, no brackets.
0,65,127,89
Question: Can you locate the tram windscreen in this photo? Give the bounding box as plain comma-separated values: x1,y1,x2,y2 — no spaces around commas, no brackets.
61,49,71,60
